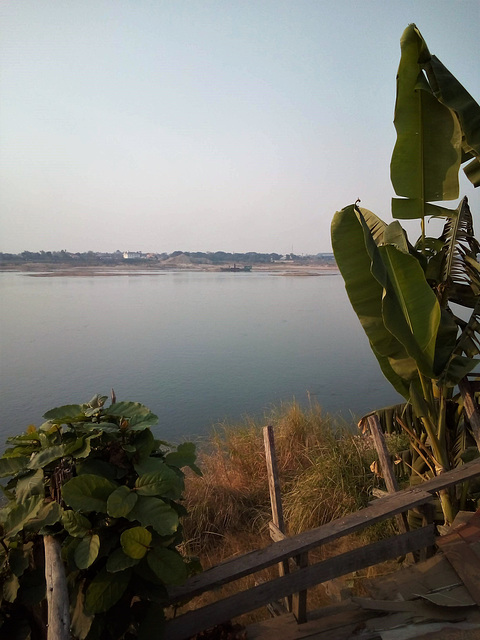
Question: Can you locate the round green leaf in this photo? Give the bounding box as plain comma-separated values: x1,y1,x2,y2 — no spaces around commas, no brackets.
106,548,140,573
107,486,137,518
9,547,30,577
43,404,86,420
28,444,68,470
3,573,20,603
62,510,92,537
3,495,44,538
84,567,131,614
25,501,61,531
122,444,136,453
0,456,30,478
135,466,183,500
107,402,158,429
133,429,155,459
62,475,117,513
127,496,179,536
15,469,45,501
165,442,201,475
146,547,187,586
74,534,100,569
120,527,152,559
134,456,167,476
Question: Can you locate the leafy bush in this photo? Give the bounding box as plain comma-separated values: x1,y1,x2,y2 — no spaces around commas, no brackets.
0,394,201,639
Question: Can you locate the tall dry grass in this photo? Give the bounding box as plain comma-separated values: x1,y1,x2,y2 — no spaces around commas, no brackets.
174,402,411,627
182,401,400,563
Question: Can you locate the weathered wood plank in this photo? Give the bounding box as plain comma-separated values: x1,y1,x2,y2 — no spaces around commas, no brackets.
456,510,480,544
269,520,308,622
264,425,292,612
167,488,434,603
270,520,287,542
411,457,480,492
167,458,480,605
437,532,480,605
367,414,413,564
292,551,308,624
164,526,435,640
367,415,400,495
264,425,285,532
247,609,367,640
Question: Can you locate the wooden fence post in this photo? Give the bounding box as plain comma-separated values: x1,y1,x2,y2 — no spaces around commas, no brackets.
367,416,413,543
44,534,70,640
263,425,291,613
263,425,307,622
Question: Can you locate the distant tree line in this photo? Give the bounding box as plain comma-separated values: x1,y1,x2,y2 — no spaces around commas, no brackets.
0,249,336,266
0,250,126,266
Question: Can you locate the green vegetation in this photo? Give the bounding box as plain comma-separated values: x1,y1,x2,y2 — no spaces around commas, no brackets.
0,399,403,636
0,395,201,639
332,24,480,525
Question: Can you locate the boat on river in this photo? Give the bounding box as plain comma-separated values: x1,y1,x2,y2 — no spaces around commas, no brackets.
220,264,252,272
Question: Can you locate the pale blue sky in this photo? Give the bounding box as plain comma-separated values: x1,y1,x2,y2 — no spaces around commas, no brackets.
1,0,479,254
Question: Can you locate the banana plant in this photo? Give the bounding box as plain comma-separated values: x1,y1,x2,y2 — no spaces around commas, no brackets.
331,25,480,525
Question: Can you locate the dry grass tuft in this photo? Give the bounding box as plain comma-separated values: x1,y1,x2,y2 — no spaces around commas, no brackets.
182,402,394,558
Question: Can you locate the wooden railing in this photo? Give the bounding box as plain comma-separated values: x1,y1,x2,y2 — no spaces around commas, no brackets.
164,456,480,640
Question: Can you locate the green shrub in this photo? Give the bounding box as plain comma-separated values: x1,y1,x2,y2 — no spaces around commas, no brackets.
0,394,201,639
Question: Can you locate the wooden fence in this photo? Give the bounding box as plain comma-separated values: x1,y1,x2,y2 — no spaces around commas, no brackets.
164,453,480,640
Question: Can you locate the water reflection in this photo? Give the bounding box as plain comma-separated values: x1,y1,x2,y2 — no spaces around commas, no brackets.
0,271,402,443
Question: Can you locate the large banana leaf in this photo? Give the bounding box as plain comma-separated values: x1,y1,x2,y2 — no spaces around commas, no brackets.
391,25,462,219
379,243,440,376
358,213,440,376
425,54,480,187
464,158,480,188
331,205,412,398
333,204,442,382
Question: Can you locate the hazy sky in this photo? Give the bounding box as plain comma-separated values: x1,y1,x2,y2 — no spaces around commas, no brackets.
1,1,479,255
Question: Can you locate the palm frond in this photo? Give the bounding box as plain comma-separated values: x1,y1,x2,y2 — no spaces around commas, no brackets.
453,413,469,467
439,197,480,290
454,296,480,359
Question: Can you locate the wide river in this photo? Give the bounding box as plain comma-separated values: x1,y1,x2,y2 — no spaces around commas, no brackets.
0,270,403,445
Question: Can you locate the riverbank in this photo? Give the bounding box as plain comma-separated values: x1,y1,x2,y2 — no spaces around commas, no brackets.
0,261,339,277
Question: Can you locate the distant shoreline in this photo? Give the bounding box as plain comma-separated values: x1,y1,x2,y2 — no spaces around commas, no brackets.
0,262,339,277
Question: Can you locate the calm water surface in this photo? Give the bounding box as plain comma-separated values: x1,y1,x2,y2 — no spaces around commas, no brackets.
0,271,402,444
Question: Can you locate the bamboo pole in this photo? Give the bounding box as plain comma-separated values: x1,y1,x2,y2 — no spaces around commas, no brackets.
44,535,70,640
